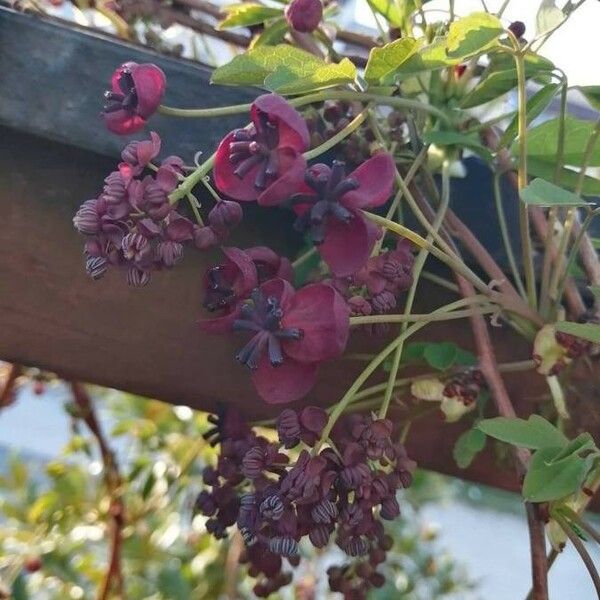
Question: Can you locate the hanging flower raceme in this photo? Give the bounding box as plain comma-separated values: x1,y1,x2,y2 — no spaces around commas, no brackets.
287,153,396,277
102,62,166,135
200,276,349,404
213,94,309,205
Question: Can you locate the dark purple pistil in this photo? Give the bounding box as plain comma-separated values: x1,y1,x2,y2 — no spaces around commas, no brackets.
103,68,138,114
291,161,359,244
204,266,237,312
233,289,303,369
228,111,281,191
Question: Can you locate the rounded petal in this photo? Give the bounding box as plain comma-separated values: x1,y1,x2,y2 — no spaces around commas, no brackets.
260,277,296,307
198,304,241,334
252,94,309,152
222,247,258,293
136,131,162,166
251,355,318,404
213,131,259,202
103,110,146,135
258,151,306,207
282,283,349,363
131,63,166,118
342,153,396,209
166,216,194,242
111,62,136,95
319,212,381,277
245,246,293,282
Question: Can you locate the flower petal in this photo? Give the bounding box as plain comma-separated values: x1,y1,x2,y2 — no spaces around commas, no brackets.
103,110,146,136
131,64,166,118
198,304,241,334
341,153,395,209
251,355,318,404
318,211,381,277
252,94,309,153
282,283,349,363
213,131,260,202
260,277,296,307
258,151,306,207
222,247,259,293
245,247,293,282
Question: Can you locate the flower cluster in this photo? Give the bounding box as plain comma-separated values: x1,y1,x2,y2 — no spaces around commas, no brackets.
73,133,233,285
196,407,415,599
533,324,592,376
199,247,350,403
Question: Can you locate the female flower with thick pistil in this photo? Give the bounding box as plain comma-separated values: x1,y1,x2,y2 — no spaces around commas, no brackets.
227,278,349,404
288,153,395,276
102,62,166,135
214,94,309,205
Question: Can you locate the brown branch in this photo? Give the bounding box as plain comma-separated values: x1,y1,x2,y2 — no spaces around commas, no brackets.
0,364,22,409
71,383,126,600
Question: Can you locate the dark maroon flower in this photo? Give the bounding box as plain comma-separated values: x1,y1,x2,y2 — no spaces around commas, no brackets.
347,295,372,317
285,0,323,32
280,450,327,504
119,131,161,180
508,20,526,39
193,225,222,250
277,409,301,448
199,247,259,334
299,406,327,445
371,290,396,313
289,153,395,276
208,200,243,234
354,238,414,295
102,62,166,135
230,279,350,404
245,246,293,283
308,524,330,548
73,200,100,235
214,94,309,205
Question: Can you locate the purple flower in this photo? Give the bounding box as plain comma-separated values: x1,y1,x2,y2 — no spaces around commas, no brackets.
119,132,161,181
229,279,350,404
277,409,301,448
285,0,323,33
208,200,243,235
102,63,166,135
214,94,309,205
280,450,328,504
289,153,396,276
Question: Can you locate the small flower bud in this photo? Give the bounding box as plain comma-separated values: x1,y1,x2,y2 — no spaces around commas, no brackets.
508,20,526,39
285,0,323,33
208,200,243,232
193,225,221,250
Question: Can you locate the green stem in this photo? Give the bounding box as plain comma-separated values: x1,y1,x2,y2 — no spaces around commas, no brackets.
558,506,600,546
552,510,600,597
314,297,494,452
364,212,492,297
350,305,495,325
511,43,537,309
379,160,453,418
159,90,451,124
169,153,216,204
421,270,460,293
292,246,317,269
303,109,368,161
493,172,528,300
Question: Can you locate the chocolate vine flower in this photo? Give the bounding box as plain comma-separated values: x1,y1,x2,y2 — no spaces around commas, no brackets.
119,131,162,181
289,153,395,276
285,0,323,33
229,278,349,404
102,62,166,135
214,94,309,205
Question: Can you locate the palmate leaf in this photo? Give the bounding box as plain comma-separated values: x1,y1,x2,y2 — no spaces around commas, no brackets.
527,158,600,195
364,38,420,84
395,37,462,76
446,12,504,59
519,178,589,207
217,3,282,29
211,45,356,93
477,415,568,449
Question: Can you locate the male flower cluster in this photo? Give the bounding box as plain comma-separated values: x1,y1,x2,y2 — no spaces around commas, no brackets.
73,133,203,285
196,407,415,599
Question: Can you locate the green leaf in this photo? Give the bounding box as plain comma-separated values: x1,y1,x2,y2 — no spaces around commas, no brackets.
477,415,568,449
523,446,589,502
218,4,282,29
546,433,596,464
527,157,600,195
158,566,193,600
577,86,600,112
250,17,288,47
453,427,487,468
11,573,29,600
366,0,403,27
211,45,323,87
520,177,589,207
499,83,560,147
423,342,457,370
514,116,600,167
446,13,504,59
555,321,600,345
365,38,420,84
536,0,565,37
460,53,554,109
264,58,357,95
396,37,462,75
422,130,493,161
